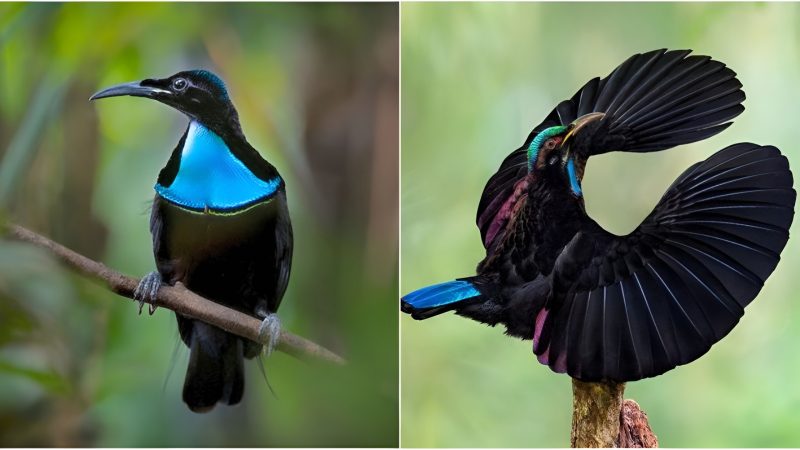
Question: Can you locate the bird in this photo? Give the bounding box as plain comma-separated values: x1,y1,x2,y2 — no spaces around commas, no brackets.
91,70,292,411
401,49,795,381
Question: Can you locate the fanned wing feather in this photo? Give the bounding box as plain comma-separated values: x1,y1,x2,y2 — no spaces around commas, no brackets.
534,143,794,381
477,49,745,249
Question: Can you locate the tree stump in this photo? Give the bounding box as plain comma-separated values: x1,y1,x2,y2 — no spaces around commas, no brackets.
570,379,658,448
617,399,658,448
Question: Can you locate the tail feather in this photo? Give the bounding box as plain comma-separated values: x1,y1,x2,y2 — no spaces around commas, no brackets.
401,279,483,320
182,321,244,413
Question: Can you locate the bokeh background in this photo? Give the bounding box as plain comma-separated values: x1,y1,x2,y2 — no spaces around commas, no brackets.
0,2,398,447
402,2,800,447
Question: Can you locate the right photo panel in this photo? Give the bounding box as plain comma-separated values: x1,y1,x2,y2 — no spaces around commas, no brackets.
400,2,800,447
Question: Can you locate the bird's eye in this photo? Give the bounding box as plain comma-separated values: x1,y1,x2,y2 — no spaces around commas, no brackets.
172,78,188,91
543,136,565,151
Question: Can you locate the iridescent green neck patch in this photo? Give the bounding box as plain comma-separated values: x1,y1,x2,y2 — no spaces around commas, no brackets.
528,125,568,171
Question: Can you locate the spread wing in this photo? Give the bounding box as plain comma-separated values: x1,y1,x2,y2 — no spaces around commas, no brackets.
477,49,745,249
534,143,794,381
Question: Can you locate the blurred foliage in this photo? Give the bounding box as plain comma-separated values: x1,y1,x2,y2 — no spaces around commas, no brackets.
401,2,800,447
0,2,398,447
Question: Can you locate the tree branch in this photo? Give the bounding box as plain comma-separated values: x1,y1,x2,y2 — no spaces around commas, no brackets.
4,223,345,365
571,379,626,447
571,379,658,448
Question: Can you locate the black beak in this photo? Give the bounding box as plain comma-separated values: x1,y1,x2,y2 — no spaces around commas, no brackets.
89,81,171,101
561,112,606,148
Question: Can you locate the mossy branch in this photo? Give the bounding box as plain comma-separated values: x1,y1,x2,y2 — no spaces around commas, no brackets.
571,379,658,448
5,222,345,365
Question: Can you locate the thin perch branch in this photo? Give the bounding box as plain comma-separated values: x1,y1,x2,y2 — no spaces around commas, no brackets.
5,223,345,365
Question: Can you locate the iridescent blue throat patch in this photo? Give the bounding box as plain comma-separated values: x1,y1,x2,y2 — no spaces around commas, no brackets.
566,158,582,197
155,121,280,212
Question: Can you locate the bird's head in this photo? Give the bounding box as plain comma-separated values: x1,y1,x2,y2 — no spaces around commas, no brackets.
527,112,606,198
90,70,240,135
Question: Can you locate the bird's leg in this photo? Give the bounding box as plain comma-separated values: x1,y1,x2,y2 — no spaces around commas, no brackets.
256,308,282,356
133,271,162,315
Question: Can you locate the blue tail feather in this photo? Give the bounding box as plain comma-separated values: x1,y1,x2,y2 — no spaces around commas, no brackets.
402,279,482,319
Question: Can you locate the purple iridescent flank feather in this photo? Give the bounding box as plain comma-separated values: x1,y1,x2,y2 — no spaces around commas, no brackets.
533,308,566,373
479,178,529,248
479,125,567,249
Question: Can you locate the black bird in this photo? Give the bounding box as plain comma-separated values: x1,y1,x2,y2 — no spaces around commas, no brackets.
92,70,292,411
402,49,795,381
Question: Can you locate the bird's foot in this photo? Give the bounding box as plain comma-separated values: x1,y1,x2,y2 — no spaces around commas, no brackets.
257,313,282,356
133,271,162,315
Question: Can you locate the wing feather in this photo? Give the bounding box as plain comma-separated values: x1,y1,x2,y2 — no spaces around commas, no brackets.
477,49,745,249
536,143,794,381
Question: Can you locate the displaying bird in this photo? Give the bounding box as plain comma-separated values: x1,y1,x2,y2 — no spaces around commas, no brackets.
402,49,795,381
91,70,292,411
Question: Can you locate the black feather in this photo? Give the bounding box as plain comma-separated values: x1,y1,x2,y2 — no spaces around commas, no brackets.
539,143,794,381
476,49,745,247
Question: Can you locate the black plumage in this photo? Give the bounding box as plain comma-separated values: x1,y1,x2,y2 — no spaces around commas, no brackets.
477,49,745,250
92,70,292,411
531,143,793,380
402,49,794,382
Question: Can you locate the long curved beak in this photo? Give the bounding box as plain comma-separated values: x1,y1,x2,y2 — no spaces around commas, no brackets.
561,112,606,147
89,81,171,101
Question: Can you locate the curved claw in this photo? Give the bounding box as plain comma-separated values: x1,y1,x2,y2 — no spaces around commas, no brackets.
258,313,282,356
133,271,162,315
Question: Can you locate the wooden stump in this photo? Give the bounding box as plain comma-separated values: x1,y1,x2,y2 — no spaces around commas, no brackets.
570,379,658,448
617,399,658,448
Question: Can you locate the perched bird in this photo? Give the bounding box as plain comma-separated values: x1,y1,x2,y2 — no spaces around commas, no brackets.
92,70,292,411
402,49,795,381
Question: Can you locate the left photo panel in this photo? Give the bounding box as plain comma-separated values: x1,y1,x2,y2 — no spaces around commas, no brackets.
0,2,398,447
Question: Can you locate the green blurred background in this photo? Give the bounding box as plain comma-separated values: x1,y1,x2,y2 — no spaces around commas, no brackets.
0,2,398,447
401,2,800,447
